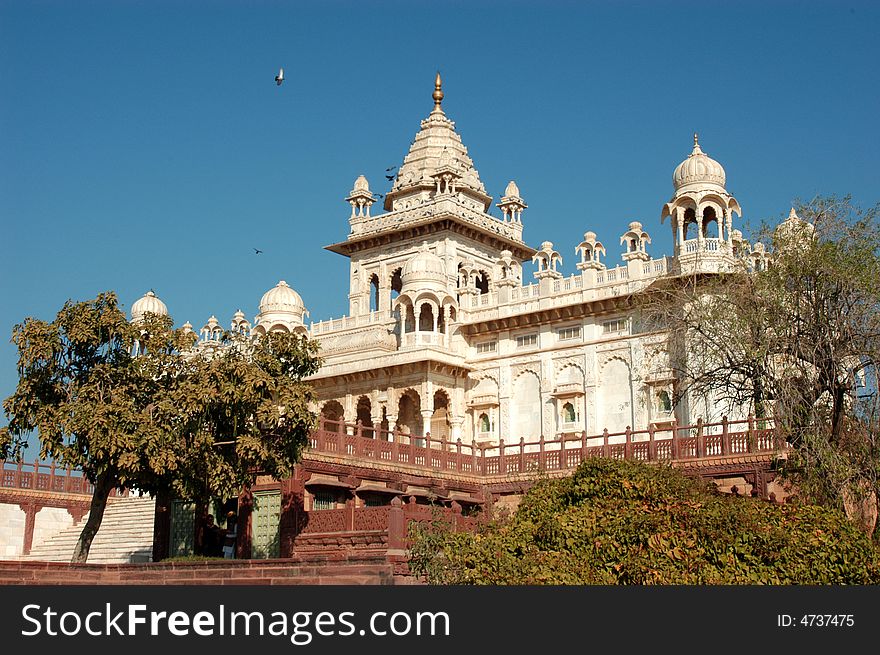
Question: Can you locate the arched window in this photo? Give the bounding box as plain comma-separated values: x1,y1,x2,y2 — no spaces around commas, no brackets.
683,208,697,240
562,402,576,423
356,396,373,437
478,413,491,433
702,206,718,238
657,390,672,413
370,274,380,312
418,303,434,332
390,268,402,306
476,271,490,294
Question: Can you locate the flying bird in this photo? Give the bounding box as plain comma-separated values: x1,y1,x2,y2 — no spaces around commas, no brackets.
275,68,284,85
254,248,264,255
385,165,397,172
385,174,396,181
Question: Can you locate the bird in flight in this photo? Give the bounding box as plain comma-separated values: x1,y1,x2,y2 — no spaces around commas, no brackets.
385,174,396,181
385,165,397,172
275,68,284,86
254,248,264,255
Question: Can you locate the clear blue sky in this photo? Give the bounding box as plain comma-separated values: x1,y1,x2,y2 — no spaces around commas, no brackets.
2,0,878,454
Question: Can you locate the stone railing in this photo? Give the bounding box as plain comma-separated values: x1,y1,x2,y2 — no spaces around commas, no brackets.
463,257,671,322
1,459,129,498
402,332,446,348
308,416,784,479
310,310,396,337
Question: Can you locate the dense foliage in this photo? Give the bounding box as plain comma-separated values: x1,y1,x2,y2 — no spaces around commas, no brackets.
409,459,880,584
637,196,880,534
1,292,321,562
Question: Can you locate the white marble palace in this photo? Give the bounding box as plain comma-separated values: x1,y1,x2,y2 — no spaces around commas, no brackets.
131,74,793,448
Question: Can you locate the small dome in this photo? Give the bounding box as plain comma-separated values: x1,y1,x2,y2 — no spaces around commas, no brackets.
775,207,815,243
673,135,726,190
504,180,520,197
233,309,246,320
259,280,305,315
353,175,370,193
628,221,643,231
131,290,168,322
182,321,194,333
401,244,447,290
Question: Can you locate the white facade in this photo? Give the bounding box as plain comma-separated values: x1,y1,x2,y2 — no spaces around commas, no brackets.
133,76,784,447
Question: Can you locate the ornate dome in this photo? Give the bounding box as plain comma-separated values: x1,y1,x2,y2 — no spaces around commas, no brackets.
131,290,168,322
503,180,520,197
775,207,815,243
673,134,726,190
401,244,447,290
259,280,305,315
353,174,370,193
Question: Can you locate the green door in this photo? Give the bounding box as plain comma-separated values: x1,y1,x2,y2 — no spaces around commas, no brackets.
251,491,281,559
169,500,195,557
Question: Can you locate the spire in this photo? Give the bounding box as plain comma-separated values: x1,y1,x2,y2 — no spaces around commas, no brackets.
691,132,704,156
432,71,444,112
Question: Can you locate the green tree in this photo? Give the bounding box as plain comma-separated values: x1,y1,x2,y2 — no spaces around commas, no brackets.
1,293,168,562
151,329,320,533
638,196,880,535
1,292,321,562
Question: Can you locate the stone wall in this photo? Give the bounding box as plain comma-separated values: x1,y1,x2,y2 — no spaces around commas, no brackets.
0,504,26,558
0,555,415,585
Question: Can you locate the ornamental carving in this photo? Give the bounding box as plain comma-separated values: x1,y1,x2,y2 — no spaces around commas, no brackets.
316,327,396,355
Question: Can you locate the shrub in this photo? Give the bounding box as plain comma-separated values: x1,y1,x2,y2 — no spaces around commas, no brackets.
409,458,880,585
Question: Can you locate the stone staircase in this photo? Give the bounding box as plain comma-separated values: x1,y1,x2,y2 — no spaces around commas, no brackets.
25,495,156,564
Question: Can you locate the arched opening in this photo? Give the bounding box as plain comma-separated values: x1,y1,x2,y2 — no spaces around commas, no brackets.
380,406,389,439
683,208,697,241
562,402,576,423
475,271,490,294
404,303,415,333
369,274,379,312
390,268,402,306
321,400,345,433
630,238,637,252
431,390,451,440
418,303,435,332
702,206,718,238
356,396,373,437
396,390,422,439
657,390,672,413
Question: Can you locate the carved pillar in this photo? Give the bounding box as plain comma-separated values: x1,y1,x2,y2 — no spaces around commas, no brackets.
449,416,464,442
420,410,434,438
676,208,684,251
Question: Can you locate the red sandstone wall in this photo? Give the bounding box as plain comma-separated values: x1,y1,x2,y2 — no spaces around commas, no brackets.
0,556,416,586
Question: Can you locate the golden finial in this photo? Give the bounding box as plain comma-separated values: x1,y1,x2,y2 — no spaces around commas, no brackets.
433,71,444,110
694,132,699,146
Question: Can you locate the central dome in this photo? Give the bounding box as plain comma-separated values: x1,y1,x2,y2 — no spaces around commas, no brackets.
401,245,447,291
131,290,168,323
673,135,726,190
259,280,305,315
